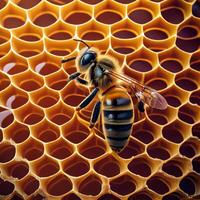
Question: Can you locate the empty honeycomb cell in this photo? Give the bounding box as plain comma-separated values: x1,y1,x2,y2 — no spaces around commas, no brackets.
147,176,171,195
192,123,200,139
62,193,81,200
161,0,191,24
28,1,58,27
62,116,90,144
0,51,28,75
162,86,189,108
127,0,159,24
190,50,200,72
94,0,125,25
13,0,41,9
46,174,72,196
5,161,29,179
111,18,142,40
77,174,101,196
77,20,109,41
162,119,191,143
19,137,44,161
128,191,156,200
47,0,73,5
192,156,200,174
61,1,92,25
32,155,59,177
0,71,11,91
98,193,120,200
0,178,15,196
178,103,200,124
0,84,29,109
30,86,59,108
0,0,7,9
0,26,10,45
0,2,26,29
79,135,106,159
147,139,177,160
45,20,75,41
159,46,190,73
19,175,40,195
10,193,24,200
126,47,157,73
62,154,90,177
46,138,74,160
162,192,188,200
179,173,200,196
31,119,59,143
0,107,14,128
94,155,120,178
4,121,30,143
110,174,136,195
118,137,145,159
0,142,15,163
179,138,199,158
12,36,43,57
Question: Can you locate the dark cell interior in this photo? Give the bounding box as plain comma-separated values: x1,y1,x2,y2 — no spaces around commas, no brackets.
82,32,104,40
162,162,183,177
180,143,196,158
161,60,183,73
147,79,167,91
23,176,39,195
9,162,29,179
62,193,81,200
113,30,136,39
4,63,27,75
0,143,16,163
34,13,57,27
38,129,59,143
147,146,170,160
176,38,200,53
145,30,168,40
176,78,197,91
17,0,41,9
49,31,72,40
128,193,152,200
0,179,15,196
96,11,122,24
130,60,152,72
11,127,30,143
47,0,73,5
50,113,70,125
162,126,183,143
129,9,152,24
178,26,198,38
179,176,196,195
35,63,59,76
65,13,91,25
3,17,25,29
114,47,134,54
133,129,154,144
19,50,40,57
98,194,120,200
192,157,200,174
161,8,184,24
192,123,200,139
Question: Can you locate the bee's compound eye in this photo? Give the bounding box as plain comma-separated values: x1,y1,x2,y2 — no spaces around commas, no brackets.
81,52,96,66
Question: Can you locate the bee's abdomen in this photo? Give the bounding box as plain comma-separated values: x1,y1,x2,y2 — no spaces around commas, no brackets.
102,87,134,152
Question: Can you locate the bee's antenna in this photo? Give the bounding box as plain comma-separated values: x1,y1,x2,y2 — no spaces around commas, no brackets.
61,56,76,63
73,39,90,48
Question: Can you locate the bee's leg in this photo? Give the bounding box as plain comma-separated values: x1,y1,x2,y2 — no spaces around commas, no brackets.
89,101,101,128
76,88,99,111
76,77,88,85
67,72,81,83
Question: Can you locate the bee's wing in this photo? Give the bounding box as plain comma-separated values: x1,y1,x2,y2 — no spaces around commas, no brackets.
106,70,168,110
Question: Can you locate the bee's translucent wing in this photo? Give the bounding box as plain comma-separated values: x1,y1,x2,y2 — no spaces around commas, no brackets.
106,70,168,110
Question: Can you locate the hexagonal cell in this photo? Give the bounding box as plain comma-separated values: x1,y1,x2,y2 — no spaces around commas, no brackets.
178,103,200,125
0,178,15,196
61,1,92,25
46,138,74,160
0,142,16,163
0,51,28,75
161,0,190,24
45,101,74,126
78,135,106,159
179,138,200,158
46,174,73,196
62,154,90,177
78,174,102,196
0,3,26,29
4,121,30,143
77,20,109,41
5,160,29,179
110,174,136,195
62,116,90,144
13,0,41,9
32,155,59,177
19,137,44,161
179,173,200,196
0,107,14,128
147,138,177,160
127,0,159,24
118,137,145,159
0,71,11,92
19,175,40,195
28,1,58,27
45,69,68,91
94,154,120,178
162,119,191,143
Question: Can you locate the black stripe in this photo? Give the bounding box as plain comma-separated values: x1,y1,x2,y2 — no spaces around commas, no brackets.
104,110,133,121
105,123,132,132
104,97,131,107
107,136,129,141
110,144,124,149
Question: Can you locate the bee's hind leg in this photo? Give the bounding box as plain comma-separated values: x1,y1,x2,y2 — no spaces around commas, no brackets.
89,101,101,128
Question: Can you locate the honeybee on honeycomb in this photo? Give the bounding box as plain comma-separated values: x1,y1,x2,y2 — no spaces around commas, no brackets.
62,39,168,152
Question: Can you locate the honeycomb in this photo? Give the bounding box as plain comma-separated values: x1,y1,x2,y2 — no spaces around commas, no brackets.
0,0,200,199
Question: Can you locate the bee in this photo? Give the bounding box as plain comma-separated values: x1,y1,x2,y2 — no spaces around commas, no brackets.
62,39,168,152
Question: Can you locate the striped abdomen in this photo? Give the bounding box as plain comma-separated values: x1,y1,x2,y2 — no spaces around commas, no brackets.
102,87,134,152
